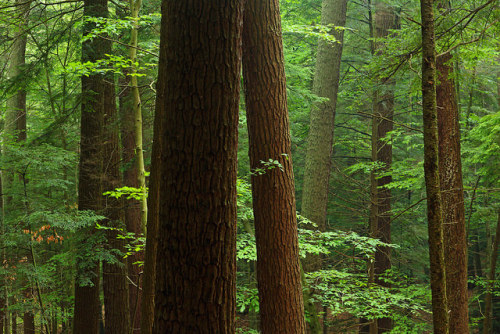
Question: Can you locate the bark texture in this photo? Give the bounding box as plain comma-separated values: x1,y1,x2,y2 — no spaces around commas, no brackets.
420,0,449,333
102,45,131,334
151,1,242,332
436,51,469,334
242,0,306,332
370,2,397,332
73,0,109,333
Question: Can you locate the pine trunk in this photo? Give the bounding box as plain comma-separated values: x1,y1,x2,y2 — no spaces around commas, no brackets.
73,0,109,333
151,1,242,332
242,0,306,332
102,47,131,334
436,51,469,334
370,2,396,332
420,0,449,332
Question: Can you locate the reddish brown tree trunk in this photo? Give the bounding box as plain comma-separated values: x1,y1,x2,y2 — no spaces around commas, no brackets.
242,0,306,332
436,51,469,334
420,0,449,332
151,1,242,332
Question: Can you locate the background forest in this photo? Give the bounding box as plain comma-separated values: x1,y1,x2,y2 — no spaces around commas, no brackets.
0,0,498,333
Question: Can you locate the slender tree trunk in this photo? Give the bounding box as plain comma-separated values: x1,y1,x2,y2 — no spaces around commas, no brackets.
139,3,168,332
483,208,500,334
436,50,469,333
73,1,110,333
242,0,306,332
420,0,449,333
301,0,347,234
151,0,242,332
300,2,347,330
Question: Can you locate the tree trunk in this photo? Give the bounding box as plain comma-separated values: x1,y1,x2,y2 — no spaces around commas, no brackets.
436,51,469,334
151,0,242,332
300,2,347,330
242,0,306,333
140,3,168,332
420,0,449,333
102,40,131,334
482,208,500,334
73,0,110,333
370,2,397,332
301,0,347,234
22,313,34,334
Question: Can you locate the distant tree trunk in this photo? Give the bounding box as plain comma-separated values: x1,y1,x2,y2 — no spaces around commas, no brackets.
4,1,31,332
420,0,449,333
483,209,500,334
73,0,109,333
436,50,469,334
242,0,306,333
22,313,34,334
151,0,242,332
101,38,131,334
302,0,347,235
301,1,347,328
370,2,397,332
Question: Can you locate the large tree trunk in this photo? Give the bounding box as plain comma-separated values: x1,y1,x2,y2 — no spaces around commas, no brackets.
151,0,242,332
436,51,469,334
242,0,306,333
73,0,109,333
370,2,397,332
101,37,131,334
420,0,449,333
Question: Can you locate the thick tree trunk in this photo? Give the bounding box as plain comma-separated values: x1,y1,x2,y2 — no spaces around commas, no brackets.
73,1,109,333
420,0,449,333
483,209,500,334
436,51,469,334
151,1,242,332
102,51,131,334
370,2,397,332
242,0,306,333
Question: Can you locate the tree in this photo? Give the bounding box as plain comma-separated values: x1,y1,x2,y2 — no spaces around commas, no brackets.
420,0,449,332
242,0,306,332
102,36,131,334
301,0,347,238
436,49,468,334
369,2,397,332
73,0,110,332
151,0,243,332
